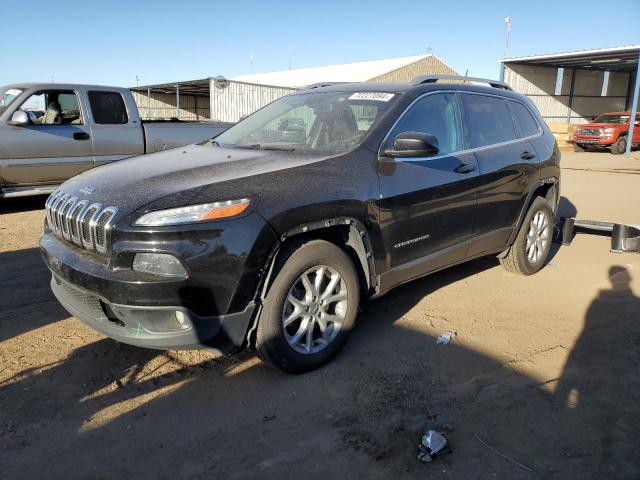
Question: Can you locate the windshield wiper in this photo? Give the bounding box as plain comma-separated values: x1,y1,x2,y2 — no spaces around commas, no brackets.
236,144,296,151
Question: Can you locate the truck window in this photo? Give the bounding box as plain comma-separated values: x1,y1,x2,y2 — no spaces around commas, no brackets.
461,94,516,148
509,100,540,137
387,93,462,155
88,91,128,124
18,90,82,125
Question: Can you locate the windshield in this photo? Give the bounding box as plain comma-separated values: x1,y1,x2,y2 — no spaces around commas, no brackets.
0,87,24,115
593,114,634,124
212,91,398,155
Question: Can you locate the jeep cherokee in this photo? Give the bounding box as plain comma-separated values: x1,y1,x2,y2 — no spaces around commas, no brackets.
40,75,560,373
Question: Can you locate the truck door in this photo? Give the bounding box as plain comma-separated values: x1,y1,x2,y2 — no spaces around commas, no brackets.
0,89,93,186
86,90,144,166
376,92,478,272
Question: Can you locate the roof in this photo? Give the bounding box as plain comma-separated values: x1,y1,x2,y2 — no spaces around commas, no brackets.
132,78,211,96
502,45,640,72
232,54,434,88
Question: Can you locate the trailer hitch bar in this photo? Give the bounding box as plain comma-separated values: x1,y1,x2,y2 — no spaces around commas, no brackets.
555,218,640,254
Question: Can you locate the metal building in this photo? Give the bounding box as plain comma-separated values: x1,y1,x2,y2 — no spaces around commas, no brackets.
502,45,640,125
131,54,458,123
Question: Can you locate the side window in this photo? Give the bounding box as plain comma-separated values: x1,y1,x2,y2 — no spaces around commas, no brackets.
509,100,540,137
388,93,462,155
88,91,128,125
18,90,82,125
461,94,516,148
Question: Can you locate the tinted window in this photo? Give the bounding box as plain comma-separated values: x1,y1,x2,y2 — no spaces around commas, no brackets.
461,94,516,148
509,100,539,137
88,91,128,124
388,93,462,155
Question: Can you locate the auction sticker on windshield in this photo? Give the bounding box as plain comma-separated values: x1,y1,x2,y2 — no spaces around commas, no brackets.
348,92,395,102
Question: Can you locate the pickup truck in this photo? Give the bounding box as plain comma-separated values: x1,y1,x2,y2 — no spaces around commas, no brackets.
573,111,640,154
0,83,232,197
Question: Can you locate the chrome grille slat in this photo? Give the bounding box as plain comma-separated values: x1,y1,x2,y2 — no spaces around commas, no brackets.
61,197,78,240
44,190,117,255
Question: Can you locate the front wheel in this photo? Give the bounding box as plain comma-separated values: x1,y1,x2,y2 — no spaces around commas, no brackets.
611,136,627,155
500,197,554,275
256,239,360,373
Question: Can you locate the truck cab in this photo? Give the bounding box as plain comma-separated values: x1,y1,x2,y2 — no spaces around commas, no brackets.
0,83,231,198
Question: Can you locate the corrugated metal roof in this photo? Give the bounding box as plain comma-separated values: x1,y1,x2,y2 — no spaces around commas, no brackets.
503,45,640,72
232,54,433,88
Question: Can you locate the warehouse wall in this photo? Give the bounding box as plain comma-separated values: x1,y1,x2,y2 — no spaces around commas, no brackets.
131,91,210,120
368,55,458,83
209,80,296,123
504,64,636,124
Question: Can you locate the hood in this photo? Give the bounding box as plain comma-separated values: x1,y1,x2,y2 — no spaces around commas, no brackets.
59,144,328,213
578,123,624,130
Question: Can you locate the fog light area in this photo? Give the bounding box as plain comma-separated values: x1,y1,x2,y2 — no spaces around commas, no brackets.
132,253,187,278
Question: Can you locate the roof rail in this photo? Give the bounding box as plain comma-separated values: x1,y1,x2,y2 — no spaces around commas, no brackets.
302,82,347,90
410,74,512,91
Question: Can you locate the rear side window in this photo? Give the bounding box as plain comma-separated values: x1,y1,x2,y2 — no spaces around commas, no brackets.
509,100,540,137
88,91,128,124
461,94,516,148
388,92,462,155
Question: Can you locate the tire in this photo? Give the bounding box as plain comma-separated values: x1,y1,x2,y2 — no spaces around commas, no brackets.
611,136,627,155
255,239,360,373
573,143,585,152
500,197,554,275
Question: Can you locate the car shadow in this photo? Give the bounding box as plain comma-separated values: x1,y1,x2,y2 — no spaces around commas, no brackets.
0,247,68,342
4,257,638,479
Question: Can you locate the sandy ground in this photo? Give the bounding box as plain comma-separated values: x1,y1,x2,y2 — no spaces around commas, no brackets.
1,151,639,479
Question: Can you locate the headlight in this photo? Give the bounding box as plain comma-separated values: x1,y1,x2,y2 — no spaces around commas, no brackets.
134,198,250,226
603,128,616,134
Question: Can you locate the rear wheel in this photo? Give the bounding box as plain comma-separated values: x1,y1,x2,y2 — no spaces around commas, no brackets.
500,197,554,275
256,240,360,373
611,136,627,155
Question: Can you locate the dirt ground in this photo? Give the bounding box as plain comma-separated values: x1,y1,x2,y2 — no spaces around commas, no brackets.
1,151,639,479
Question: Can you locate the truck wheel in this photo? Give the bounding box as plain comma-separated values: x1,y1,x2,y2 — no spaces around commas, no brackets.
573,143,585,152
611,136,627,155
500,197,553,275
256,239,360,373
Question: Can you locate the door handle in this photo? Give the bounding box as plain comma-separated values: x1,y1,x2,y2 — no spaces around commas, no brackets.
454,163,477,174
520,150,536,160
73,132,90,141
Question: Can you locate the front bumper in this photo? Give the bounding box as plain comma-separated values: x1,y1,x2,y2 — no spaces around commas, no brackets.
573,136,614,146
50,273,255,352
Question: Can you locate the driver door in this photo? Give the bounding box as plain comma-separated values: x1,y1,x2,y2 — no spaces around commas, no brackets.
0,89,93,186
376,92,478,272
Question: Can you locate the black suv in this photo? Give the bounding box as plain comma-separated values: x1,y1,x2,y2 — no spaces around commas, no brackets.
41,75,560,373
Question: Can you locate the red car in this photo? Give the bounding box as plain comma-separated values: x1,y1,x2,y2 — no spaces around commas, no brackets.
573,111,640,154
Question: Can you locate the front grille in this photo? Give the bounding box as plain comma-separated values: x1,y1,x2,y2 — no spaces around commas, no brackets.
58,278,106,319
45,191,118,255
578,128,600,136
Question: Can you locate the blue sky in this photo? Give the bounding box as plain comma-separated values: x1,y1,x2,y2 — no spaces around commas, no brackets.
1,0,638,87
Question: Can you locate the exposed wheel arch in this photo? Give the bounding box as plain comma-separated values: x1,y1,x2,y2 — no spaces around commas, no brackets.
245,217,377,349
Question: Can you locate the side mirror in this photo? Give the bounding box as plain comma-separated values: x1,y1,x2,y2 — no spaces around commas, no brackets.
385,131,439,158
8,111,31,126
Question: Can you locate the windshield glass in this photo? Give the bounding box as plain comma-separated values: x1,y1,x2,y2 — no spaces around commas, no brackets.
0,87,24,115
593,114,632,124
213,91,398,155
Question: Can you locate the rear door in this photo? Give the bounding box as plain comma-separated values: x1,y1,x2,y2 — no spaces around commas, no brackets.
0,89,93,186
459,93,540,256
376,92,479,270
86,89,144,166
